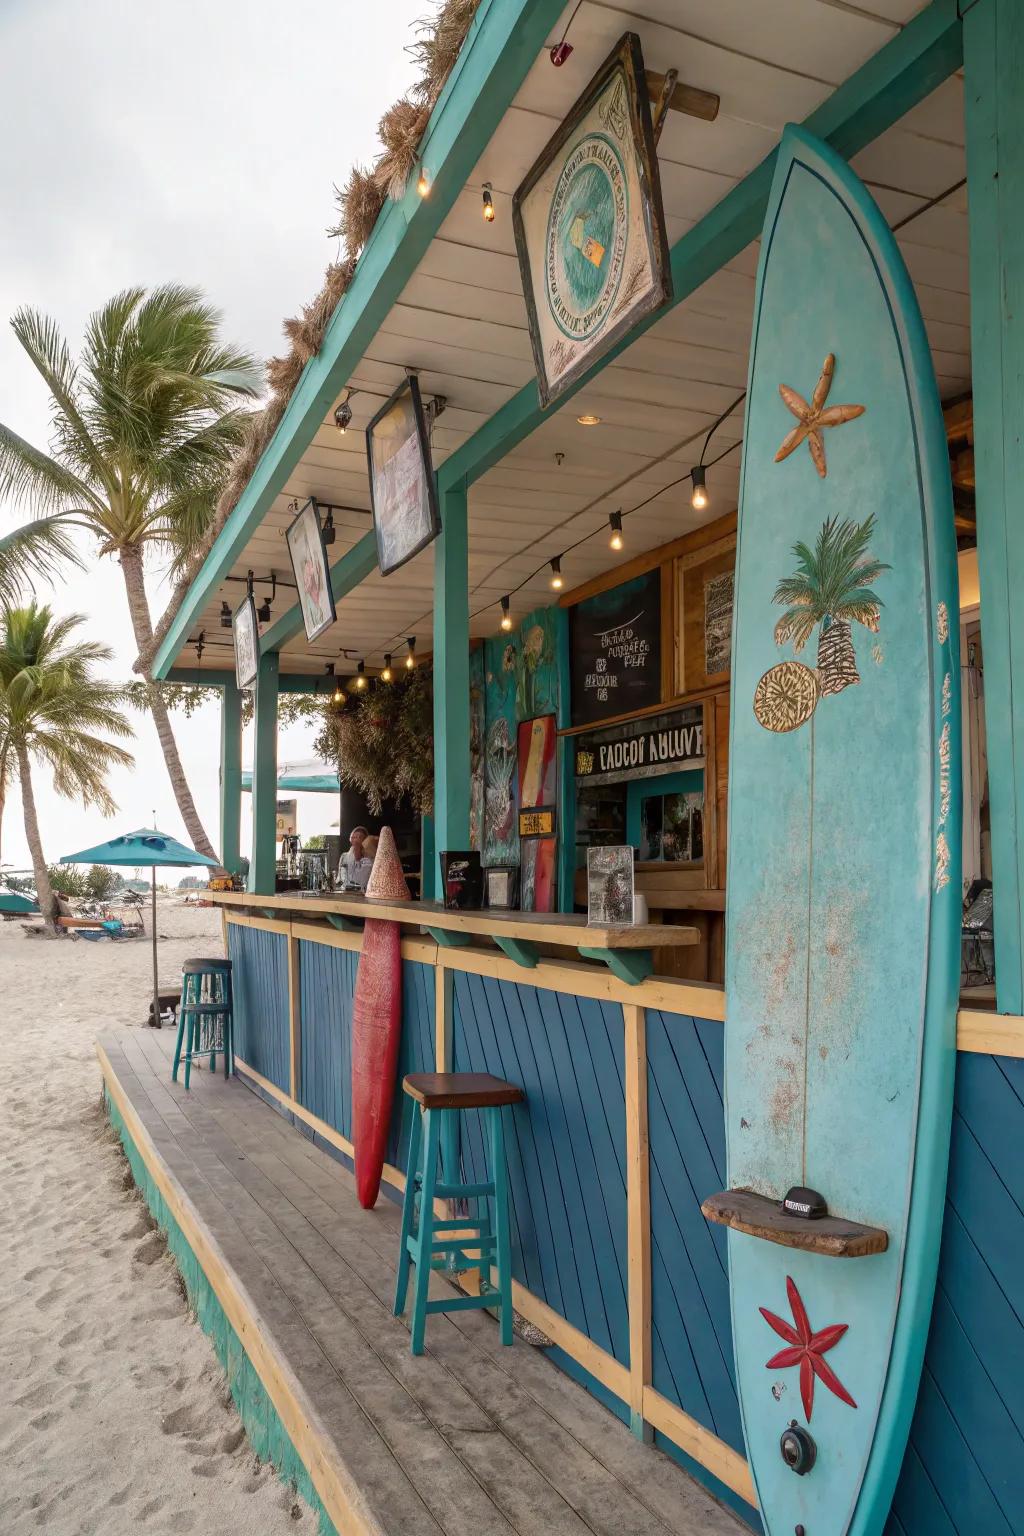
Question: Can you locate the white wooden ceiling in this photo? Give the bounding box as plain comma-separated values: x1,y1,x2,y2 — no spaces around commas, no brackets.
179,0,967,680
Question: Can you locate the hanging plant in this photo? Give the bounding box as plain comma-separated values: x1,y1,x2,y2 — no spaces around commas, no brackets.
314,667,434,816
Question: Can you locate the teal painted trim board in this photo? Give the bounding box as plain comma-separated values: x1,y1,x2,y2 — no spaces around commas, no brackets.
248,652,279,894
219,683,243,874
152,0,568,679
104,1091,338,1536
432,478,472,858
167,669,327,693
963,0,1024,1014
436,0,963,496
624,768,704,850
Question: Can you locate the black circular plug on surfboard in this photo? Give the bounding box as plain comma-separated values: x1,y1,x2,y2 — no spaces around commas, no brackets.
780,1421,817,1476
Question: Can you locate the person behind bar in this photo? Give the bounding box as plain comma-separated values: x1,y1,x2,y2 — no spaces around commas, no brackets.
338,826,371,890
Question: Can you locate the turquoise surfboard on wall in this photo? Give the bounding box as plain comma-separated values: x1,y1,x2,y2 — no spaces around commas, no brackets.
712,126,962,1535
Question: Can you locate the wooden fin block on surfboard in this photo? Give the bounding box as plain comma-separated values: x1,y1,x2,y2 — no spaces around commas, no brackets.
702,1189,887,1259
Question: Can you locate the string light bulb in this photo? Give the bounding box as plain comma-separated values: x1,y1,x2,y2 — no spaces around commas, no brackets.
325,663,345,706
482,182,495,222
333,395,353,433
549,556,563,590
416,164,430,197
608,511,624,551
690,464,709,511
500,595,513,632
381,653,393,682
405,635,416,670
354,659,367,690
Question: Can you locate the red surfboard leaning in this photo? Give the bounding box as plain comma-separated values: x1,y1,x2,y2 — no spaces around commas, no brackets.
351,826,410,1208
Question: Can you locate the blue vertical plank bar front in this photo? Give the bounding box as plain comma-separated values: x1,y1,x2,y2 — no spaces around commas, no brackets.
248,652,279,894
964,0,1024,1013
220,682,243,875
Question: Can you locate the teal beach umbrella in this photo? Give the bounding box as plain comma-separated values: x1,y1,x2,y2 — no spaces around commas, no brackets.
61,828,220,1029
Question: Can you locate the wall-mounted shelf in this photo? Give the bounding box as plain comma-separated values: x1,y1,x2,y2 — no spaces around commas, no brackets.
702,1188,888,1258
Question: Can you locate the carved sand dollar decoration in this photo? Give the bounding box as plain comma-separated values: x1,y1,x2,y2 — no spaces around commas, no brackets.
753,660,820,733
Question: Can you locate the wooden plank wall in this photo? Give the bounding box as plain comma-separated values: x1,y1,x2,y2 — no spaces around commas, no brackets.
888,1052,1024,1535
452,971,631,1368
298,940,358,1138
228,923,291,1093
646,1011,743,1455
386,961,437,1171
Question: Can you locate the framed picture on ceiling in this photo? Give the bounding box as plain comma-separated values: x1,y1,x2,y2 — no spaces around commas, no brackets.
365,375,441,576
285,497,337,643
232,594,259,690
512,31,672,409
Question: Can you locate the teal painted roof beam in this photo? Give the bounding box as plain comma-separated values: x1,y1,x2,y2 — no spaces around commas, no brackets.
167,668,326,694
437,0,963,495
151,0,568,680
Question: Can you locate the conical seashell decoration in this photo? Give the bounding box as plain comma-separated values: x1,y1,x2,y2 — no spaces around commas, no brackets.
364,826,411,901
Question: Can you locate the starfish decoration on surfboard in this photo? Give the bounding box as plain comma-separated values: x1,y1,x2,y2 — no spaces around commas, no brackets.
760,1275,857,1421
775,353,865,478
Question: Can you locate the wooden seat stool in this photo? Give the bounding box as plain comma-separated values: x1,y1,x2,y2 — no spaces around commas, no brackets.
172,958,234,1089
394,1072,523,1355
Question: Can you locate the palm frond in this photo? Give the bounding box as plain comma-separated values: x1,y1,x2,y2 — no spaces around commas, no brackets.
0,518,82,606
10,306,113,492
0,422,103,518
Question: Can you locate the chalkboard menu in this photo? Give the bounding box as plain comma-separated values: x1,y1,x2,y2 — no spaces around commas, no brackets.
570,568,661,727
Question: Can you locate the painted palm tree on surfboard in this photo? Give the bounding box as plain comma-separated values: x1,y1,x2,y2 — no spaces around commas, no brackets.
772,514,890,697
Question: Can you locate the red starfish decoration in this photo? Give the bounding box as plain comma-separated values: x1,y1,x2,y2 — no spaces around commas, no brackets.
760,1276,857,1421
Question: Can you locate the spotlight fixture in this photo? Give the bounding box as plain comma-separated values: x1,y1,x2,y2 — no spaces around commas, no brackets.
257,595,271,624
577,413,601,426
416,164,430,197
354,659,367,690
482,182,495,222
220,601,232,629
549,556,563,590
381,653,393,682
405,636,416,670
322,506,336,545
500,595,513,632
195,630,205,662
608,511,624,551
333,391,354,434
690,464,709,511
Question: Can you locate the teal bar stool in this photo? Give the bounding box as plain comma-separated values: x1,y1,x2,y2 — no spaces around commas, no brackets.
394,1072,523,1355
172,958,233,1089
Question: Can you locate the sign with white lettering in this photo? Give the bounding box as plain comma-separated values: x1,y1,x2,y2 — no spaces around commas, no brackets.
570,568,661,727
574,706,704,786
512,33,672,408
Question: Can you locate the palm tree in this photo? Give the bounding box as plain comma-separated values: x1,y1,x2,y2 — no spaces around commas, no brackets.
0,603,134,931
0,286,260,862
772,514,890,696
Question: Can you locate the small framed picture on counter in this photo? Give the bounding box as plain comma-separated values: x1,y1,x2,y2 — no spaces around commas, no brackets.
586,845,635,927
439,850,483,910
484,865,519,910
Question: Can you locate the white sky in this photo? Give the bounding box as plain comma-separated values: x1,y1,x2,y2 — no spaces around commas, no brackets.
0,0,423,880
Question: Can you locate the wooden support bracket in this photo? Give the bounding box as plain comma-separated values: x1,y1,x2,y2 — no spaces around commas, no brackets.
425,925,470,949
326,913,363,932
578,946,654,986
645,69,720,125
493,935,540,969
260,908,279,921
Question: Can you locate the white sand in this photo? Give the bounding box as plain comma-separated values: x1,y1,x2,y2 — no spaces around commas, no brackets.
0,899,308,1535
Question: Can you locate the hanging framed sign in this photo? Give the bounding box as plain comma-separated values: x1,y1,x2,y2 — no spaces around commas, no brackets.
285,497,337,643
365,375,441,576
512,32,672,409
232,594,259,690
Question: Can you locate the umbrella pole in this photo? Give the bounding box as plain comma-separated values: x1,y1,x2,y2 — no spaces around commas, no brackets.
151,866,161,1028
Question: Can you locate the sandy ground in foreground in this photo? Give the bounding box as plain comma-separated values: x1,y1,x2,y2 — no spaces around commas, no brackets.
0,898,307,1535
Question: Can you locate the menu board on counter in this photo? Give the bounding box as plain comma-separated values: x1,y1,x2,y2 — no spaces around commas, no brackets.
570,568,661,727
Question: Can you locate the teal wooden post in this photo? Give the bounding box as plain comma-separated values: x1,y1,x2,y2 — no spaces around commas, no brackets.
432,478,469,1187
219,684,243,876
248,653,279,894
432,477,471,875
965,0,1024,1013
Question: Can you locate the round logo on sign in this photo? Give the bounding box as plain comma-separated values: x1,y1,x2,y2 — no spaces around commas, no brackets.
545,132,628,342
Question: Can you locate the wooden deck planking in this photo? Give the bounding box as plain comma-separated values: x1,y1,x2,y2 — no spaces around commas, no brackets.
103,1027,742,1536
